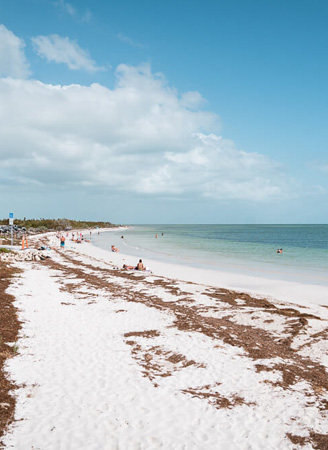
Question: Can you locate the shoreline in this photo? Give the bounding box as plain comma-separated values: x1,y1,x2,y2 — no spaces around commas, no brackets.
101,225,328,285
2,231,328,449
84,232,328,309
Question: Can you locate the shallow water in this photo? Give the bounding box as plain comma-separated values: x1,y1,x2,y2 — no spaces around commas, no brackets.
91,225,328,286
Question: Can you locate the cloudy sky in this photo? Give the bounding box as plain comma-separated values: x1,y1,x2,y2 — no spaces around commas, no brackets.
0,0,327,224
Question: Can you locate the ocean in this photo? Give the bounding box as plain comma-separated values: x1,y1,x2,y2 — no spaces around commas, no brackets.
91,225,328,286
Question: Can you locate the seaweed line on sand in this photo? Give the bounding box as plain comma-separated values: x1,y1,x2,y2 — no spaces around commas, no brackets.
0,263,22,449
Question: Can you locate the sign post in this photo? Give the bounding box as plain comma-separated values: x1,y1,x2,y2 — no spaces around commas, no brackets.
9,213,13,247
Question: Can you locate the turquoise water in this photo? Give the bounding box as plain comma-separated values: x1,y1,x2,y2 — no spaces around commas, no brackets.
92,225,328,286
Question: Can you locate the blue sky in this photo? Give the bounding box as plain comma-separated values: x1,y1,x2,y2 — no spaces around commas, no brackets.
0,0,327,223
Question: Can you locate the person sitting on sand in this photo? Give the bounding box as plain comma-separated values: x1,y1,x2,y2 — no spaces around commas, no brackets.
111,245,119,252
136,259,145,270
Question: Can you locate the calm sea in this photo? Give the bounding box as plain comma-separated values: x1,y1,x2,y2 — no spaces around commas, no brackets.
92,225,328,286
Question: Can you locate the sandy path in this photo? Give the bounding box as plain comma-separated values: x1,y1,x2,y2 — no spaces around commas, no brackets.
3,235,328,449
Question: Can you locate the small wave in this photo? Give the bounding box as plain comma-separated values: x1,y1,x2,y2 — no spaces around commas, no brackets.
121,240,140,251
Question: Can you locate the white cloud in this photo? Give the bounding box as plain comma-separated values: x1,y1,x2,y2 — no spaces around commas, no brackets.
138,133,287,200
0,63,292,202
312,161,328,173
32,34,103,72
180,91,205,109
55,0,92,23
313,185,327,194
117,33,144,48
0,25,30,78
57,0,75,16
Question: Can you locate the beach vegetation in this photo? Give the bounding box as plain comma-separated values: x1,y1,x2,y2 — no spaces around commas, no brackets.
0,218,116,232
12,343,19,355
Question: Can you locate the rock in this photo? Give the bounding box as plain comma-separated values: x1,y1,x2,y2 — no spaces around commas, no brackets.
0,248,51,262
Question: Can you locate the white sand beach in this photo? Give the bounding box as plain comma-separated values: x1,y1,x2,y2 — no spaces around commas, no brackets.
2,231,328,450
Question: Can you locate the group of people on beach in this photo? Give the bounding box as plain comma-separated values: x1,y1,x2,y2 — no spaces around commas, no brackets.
123,259,145,271
57,231,93,249
111,239,147,271
58,231,148,272
71,232,89,244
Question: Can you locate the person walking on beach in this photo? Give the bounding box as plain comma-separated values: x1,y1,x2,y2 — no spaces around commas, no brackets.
60,235,66,249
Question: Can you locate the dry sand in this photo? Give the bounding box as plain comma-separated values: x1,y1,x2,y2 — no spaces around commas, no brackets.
2,231,328,449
